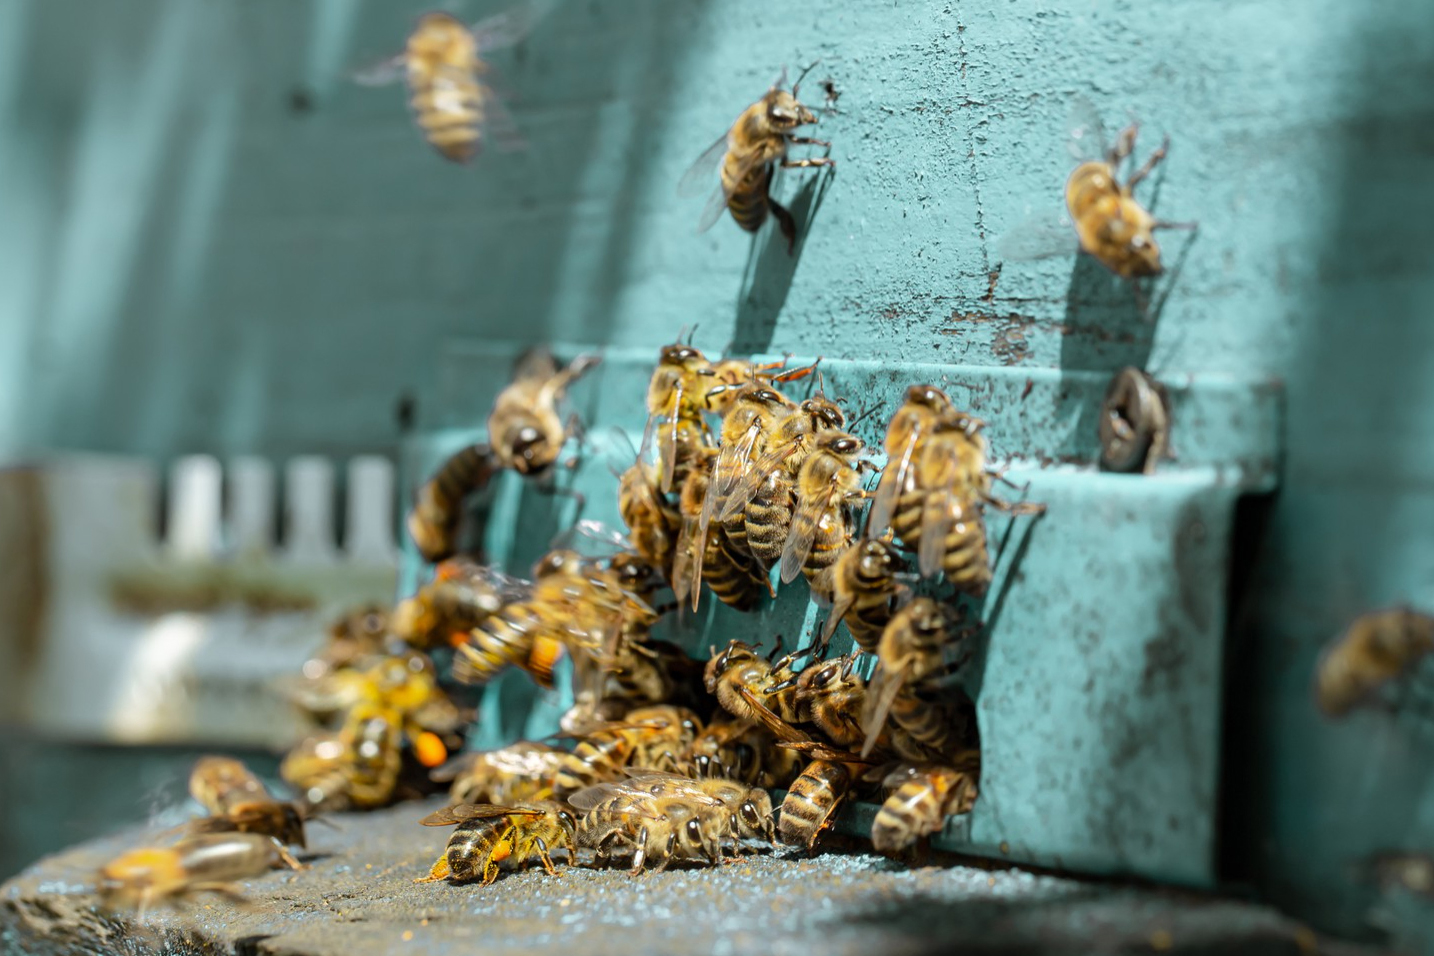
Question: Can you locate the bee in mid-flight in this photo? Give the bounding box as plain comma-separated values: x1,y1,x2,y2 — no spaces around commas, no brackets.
354,1,557,163
679,64,836,252
417,802,576,884
407,444,500,563
96,833,296,914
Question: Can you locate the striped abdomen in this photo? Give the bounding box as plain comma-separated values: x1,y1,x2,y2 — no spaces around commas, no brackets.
871,768,976,853
408,443,498,562
553,732,636,798
725,163,773,233
702,530,767,611
778,761,850,850
845,587,896,655
405,14,484,163
342,707,402,809
801,510,852,604
890,489,991,595
744,471,795,569
455,604,540,686
886,687,978,764
442,818,513,881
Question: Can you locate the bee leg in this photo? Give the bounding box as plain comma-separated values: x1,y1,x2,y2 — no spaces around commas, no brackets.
781,157,837,172
1153,219,1199,231
535,838,560,876
787,136,831,148
482,858,500,885
415,855,453,883
768,197,800,254
1126,135,1170,190
272,838,305,871
630,829,649,874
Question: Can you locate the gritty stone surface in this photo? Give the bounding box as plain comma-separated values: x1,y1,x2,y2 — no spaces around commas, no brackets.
0,798,1376,956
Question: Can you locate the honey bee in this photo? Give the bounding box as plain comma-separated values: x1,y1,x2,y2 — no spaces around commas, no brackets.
679,65,836,252
618,770,775,847
618,457,683,581
820,536,908,653
794,653,868,750
96,833,296,913
417,802,576,884
870,759,980,853
391,557,513,650
354,2,556,163
865,385,958,541
187,757,306,863
1315,608,1434,717
674,447,769,612
407,442,501,563
553,705,703,798
723,388,846,571
861,598,978,762
488,348,601,478
682,718,803,790
453,552,572,688
570,782,727,873
1066,119,1192,278
779,430,871,597
704,640,803,726
643,342,716,494
310,604,391,673
431,741,566,806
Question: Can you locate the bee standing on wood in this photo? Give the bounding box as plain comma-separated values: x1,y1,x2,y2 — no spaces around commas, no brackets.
354,1,557,163
417,802,576,884
679,64,836,252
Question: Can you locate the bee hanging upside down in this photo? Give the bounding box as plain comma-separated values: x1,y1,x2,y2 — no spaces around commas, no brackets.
679,63,836,252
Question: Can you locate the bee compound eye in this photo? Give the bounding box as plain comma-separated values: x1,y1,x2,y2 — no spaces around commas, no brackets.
686,820,702,840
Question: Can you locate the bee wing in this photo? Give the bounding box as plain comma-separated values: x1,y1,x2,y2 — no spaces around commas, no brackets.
659,378,687,493
917,485,957,580
1065,93,1109,163
566,784,661,817
678,131,730,198
780,481,836,585
620,770,726,804
820,588,857,648
879,763,926,789
351,52,406,87
865,427,922,540
860,666,907,759
718,440,798,523
469,0,560,53
420,803,537,826
734,686,810,745
695,183,731,235
672,516,697,609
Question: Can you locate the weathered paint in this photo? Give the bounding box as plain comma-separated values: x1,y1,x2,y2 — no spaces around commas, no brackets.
0,0,1429,941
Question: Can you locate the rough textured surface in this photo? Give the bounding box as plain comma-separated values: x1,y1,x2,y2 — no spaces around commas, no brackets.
0,798,1366,956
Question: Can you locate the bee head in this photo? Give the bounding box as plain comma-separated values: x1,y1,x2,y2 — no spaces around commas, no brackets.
802,396,846,430
857,538,898,576
905,384,952,411
766,89,814,129
660,343,705,367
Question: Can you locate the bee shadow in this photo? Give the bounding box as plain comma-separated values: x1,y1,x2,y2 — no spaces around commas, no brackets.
727,168,836,355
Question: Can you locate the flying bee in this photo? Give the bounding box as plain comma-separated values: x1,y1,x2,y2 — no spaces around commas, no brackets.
570,782,727,873
453,552,579,688
1316,608,1434,717
417,802,576,885
870,758,981,854
431,741,566,806
489,348,601,478
861,598,979,762
674,447,769,612
96,833,297,914
407,443,501,563
619,770,775,849
187,757,306,863
553,705,703,798
865,385,959,541
679,64,836,252
779,430,872,598
354,2,556,163
820,536,909,654
643,341,717,494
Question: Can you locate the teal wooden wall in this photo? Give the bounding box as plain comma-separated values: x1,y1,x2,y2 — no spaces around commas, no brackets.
2,0,1433,941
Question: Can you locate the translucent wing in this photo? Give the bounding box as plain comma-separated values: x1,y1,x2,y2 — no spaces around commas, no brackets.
860,666,906,759
733,686,808,744
678,132,730,198
477,84,528,154
705,422,761,526
917,488,958,580
566,783,661,816
695,183,731,235
618,771,726,805
420,803,538,826
780,483,833,585
717,436,800,523
1065,93,1108,163
660,378,685,493
672,516,697,609
820,588,856,648
351,53,405,87
865,426,922,540
470,0,560,53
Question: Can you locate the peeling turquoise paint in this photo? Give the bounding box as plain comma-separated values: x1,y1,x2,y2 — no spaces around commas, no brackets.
2,0,1433,943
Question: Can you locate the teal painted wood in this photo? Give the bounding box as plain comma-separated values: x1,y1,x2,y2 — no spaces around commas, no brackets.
0,0,1430,941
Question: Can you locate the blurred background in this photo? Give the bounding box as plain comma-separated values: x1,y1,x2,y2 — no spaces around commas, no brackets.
1,0,1433,948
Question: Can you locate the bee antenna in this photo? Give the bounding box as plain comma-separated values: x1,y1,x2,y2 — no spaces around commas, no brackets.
846,402,883,430
792,59,820,97
686,324,700,345
766,634,785,662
